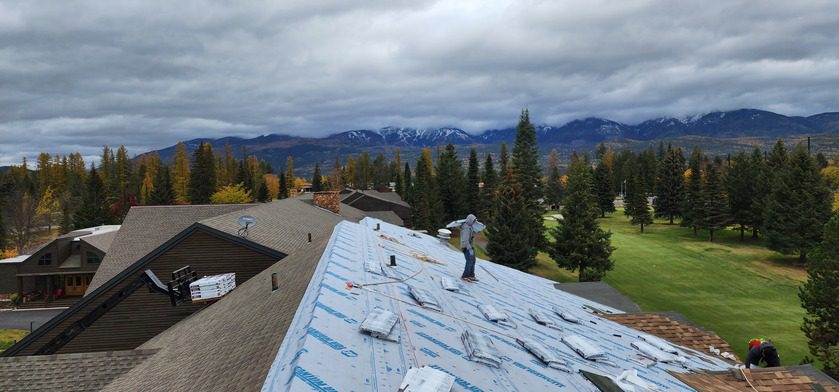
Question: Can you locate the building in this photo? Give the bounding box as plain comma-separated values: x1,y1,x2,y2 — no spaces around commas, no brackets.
341,189,411,226
3,226,120,304
2,209,837,391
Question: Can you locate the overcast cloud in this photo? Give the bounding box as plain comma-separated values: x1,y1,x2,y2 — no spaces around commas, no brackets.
1,0,839,165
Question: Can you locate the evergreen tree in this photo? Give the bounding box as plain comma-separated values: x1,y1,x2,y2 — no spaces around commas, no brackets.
638,148,658,194
749,147,769,238
511,109,545,250
486,172,536,271
236,151,254,193
764,146,833,262
700,158,730,242
466,148,480,214
402,162,412,201
550,156,614,281
99,146,115,196
727,151,758,240
149,165,174,205
593,157,615,217
278,171,288,199
73,166,109,229
172,142,190,203
799,212,839,379
681,146,703,234
256,181,270,202
311,163,323,192
545,149,565,210
625,167,652,232
355,152,370,190
114,145,132,218
498,143,509,175
188,142,217,204
653,146,685,224
285,157,295,195
411,149,443,232
479,154,497,222
435,144,467,222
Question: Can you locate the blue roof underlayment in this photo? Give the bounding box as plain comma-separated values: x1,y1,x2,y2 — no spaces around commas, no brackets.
263,218,732,391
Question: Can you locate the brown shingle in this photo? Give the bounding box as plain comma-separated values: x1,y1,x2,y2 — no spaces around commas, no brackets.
0,349,157,392
672,367,839,391
604,312,739,362
86,204,252,294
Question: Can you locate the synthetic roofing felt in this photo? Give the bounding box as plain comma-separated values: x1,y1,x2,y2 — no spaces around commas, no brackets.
262,218,733,391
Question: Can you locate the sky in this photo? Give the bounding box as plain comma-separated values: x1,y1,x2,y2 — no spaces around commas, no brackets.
1,0,839,165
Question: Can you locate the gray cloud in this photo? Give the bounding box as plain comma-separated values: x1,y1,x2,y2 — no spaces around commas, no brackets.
1,0,839,165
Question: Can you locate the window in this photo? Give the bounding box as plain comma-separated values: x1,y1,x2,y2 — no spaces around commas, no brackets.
38,253,52,266
75,276,82,286
86,253,100,264
66,277,73,287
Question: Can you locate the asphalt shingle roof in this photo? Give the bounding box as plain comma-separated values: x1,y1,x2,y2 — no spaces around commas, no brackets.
80,230,119,253
100,239,330,392
86,204,252,294
671,366,839,391
0,349,157,392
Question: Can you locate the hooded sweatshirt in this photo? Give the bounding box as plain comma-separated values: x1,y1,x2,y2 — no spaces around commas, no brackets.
460,214,477,250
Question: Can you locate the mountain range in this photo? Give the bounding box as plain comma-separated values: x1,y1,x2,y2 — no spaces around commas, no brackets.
148,108,839,174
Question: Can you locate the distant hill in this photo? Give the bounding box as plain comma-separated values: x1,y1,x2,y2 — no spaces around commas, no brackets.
143,108,839,175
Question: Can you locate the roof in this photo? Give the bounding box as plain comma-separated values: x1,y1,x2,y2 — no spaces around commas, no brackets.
342,189,410,207
262,218,734,391
198,198,357,256
80,230,119,253
86,204,252,294
671,366,839,391
0,349,157,392
604,312,739,363
363,210,404,226
554,281,642,313
0,255,29,264
100,239,330,392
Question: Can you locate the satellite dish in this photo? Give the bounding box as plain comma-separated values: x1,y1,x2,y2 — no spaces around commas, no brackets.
238,216,256,237
238,215,256,228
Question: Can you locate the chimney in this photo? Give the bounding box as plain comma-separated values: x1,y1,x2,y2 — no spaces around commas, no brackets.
313,191,340,214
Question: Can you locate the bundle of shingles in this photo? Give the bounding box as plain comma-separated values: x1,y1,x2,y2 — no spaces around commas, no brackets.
189,273,236,302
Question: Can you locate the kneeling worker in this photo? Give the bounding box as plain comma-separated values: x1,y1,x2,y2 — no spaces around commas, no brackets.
745,338,780,368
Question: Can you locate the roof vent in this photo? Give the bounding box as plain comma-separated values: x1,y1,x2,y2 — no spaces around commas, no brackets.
631,341,686,366
398,366,455,392
359,307,401,342
408,286,442,312
552,306,581,324
461,329,503,368
528,308,562,330
436,229,451,241
516,338,572,372
189,273,236,302
439,276,460,292
478,304,508,322
561,334,607,361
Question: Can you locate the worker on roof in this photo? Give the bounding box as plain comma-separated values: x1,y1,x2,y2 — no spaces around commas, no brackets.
460,214,482,282
745,338,780,368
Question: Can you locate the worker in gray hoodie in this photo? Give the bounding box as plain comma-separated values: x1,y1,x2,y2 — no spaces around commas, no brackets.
460,214,479,282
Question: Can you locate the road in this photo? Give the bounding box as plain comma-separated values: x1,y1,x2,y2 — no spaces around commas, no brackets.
0,309,64,331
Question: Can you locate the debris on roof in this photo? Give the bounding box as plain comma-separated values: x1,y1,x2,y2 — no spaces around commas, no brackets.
263,218,734,391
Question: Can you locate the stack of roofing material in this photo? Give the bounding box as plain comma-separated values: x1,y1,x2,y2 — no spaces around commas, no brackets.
189,273,235,302
359,307,400,342
516,338,572,372
398,366,455,392
461,329,503,368
528,308,563,330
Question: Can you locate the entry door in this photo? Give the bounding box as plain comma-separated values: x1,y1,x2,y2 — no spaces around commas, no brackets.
64,275,88,296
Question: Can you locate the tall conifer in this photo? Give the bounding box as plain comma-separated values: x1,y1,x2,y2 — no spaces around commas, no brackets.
626,167,652,232
681,147,703,234
546,149,565,210
593,157,615,217
700,158,730,242
466,148,480,214
436,144,466,222
511,109,545,250
486,171,536,271
188,142,217,204
311,163,323,192
654,146,685,224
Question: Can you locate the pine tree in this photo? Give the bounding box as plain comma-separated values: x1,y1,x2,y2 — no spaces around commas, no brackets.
411,149,443,232
172,142,190,203
799,212,839,379
593,157,615,217
436,144,467,222
727,151,757,240
402,162,412,201
550,156,614,281
73,166,109,229
188,142,217,204
311,163,323,192
545,149,565,210
99,146,115,196
278,171,288,199
114,145,132,218
512,109,546,251
479,154,497,222
236,150,254,193
256,181,270,202
699,158,730,242
149,165,174,205
764,146,833,262
653,146,685,224
681,147,703,234
749,148,769,238
625,167,652,232
285,156,295,195
498,143,509,175
486,172,536,271
466,148,480,214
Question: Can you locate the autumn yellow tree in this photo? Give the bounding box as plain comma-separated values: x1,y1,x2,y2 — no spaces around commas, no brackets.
210,184,252,204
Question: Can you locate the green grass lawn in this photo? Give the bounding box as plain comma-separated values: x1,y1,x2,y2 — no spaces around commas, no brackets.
0,329,28,352
453,213,810,363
